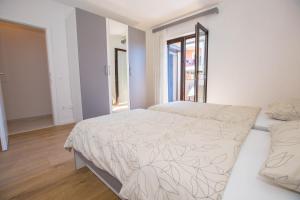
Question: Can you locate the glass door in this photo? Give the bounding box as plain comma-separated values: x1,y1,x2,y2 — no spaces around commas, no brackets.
195,23,208,103
167,39,183,102
167,23,208,103
184,36,196,101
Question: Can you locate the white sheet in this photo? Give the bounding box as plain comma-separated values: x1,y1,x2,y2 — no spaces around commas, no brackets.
253,110,283,131
223,129,300,200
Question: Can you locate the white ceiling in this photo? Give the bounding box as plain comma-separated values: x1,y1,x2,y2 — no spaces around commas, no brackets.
55,0,220,30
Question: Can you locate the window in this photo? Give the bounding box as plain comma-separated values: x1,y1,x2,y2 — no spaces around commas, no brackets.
167,23,208,103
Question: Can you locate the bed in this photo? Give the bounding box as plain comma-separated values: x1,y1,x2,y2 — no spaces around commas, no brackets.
253,109,284,131
149,101,285,132
64,102,300,200
72,130,300,200
223,129,300,200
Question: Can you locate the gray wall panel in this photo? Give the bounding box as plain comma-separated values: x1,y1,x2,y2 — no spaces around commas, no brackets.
76,8,110,119
128,27,146,109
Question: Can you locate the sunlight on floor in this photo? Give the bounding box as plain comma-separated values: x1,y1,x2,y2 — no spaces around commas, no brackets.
112,104,129,113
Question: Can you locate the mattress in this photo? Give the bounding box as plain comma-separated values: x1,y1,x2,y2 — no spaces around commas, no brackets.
223,129,300,200
253,110,283,131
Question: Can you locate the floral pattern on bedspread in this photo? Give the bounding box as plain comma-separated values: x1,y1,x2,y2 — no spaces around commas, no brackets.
64,107,259,200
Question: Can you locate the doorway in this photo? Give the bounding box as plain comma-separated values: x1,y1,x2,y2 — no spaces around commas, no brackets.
167,23,208,103
107,19,130,113
0,20,54,135
114,48,128,107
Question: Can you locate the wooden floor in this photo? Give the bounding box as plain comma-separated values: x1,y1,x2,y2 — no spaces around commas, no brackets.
0,124,118,200
7,115,54,135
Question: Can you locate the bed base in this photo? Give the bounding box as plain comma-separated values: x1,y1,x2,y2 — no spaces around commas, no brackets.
74,151,125,200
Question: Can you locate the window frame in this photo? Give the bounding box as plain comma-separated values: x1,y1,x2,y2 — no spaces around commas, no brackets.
167,34,196,101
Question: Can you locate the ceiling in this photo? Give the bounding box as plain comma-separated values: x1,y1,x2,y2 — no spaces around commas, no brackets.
55,0,220,30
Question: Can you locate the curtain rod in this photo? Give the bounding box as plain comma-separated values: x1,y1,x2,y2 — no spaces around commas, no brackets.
152,7,219,33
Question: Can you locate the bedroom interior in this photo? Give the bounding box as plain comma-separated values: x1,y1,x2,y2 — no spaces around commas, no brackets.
0,0,300,199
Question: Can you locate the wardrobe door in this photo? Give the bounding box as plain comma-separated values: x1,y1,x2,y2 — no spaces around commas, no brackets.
128,27,146,109
76,8,110,119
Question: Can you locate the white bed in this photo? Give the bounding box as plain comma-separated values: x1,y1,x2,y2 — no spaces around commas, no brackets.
72,129,300,200
66,106,260,199
253,110,283,131
65,102,300,199
223,129,300,200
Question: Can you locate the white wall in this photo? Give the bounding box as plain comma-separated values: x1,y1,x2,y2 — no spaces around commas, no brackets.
0,22,52,120
147,0,300,108
65,9,83,122
0,0,75,124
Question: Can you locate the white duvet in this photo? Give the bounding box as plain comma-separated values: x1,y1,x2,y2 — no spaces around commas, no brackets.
65,103,260,200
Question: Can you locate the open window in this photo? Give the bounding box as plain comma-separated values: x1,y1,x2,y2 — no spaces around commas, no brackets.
167,23,208,103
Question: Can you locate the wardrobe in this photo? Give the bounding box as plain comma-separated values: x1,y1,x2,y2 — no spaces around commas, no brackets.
75,8,146,119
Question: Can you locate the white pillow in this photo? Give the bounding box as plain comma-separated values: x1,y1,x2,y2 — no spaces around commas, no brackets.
260,121,300,193
266,99,300,121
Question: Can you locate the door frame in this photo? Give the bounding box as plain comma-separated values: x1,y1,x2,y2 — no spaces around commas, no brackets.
167,37,184,100
0,19,59,125
0,82,8,151
106,19,130,113
114,48,127,105
0,19,57,149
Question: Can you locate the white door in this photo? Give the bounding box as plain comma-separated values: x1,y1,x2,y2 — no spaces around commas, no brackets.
0,76,8,151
